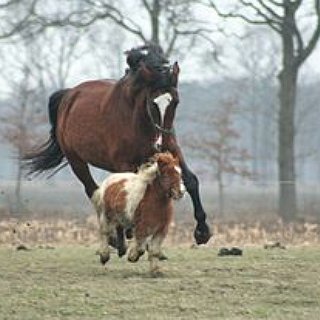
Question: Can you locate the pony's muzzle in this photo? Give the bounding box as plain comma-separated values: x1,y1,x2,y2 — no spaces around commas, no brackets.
171,183,186,200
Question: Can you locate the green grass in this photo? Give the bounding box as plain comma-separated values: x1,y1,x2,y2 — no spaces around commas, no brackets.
0,246,319,319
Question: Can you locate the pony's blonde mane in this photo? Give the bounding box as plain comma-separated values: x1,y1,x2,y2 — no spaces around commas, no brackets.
137,161,159,183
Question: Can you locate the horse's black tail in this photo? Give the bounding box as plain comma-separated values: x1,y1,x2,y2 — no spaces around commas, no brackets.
23,89,69,177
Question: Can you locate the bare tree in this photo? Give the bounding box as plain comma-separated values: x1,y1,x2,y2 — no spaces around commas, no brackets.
208,0,320,221
232,27,279,182
32,0,214,57
0,66,43,211
185,100,251,216
0,25,84,211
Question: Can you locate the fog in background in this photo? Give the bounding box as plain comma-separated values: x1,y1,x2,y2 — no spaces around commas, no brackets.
0,0,320,222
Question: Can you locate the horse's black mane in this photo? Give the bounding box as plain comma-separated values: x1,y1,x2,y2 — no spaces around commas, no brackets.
125,44,168,73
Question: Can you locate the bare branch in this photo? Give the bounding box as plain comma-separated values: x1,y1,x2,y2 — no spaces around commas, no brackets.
141,0,152,14
0,0,38,39
207,0,282,33
257,0,282,20
295,0,320,66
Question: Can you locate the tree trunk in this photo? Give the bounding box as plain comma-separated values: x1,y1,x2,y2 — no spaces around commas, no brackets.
14,146,24,215
278,67,297,221
151,0,160,45
217,167,224,217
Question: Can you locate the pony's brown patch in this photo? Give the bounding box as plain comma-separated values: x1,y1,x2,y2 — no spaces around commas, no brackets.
103,179,127,221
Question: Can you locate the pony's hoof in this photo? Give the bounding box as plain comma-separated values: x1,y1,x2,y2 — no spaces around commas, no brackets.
150,266,164,277
118,245,127,258
128,249,144,263
125,228,133,239
108,235,118,249
158,252,168,261
99,252,110,265
194,222,212,245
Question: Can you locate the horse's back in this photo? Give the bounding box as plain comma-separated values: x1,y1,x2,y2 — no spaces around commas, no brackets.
56,79,121,167
70,79,116,107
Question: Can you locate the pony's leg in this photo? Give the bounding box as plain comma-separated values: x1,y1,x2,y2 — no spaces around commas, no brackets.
147,234,165,274
167,143,212,244
97,212,112,265
68,157,126,256
116,225,127,257
127,237,146,263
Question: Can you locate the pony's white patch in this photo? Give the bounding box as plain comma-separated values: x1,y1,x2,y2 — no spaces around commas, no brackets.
124,162,158,220
153,93,172,148
180,181,186,196
93,163,159,223
174,165,185,195
174,165,182,175
91,173,136,214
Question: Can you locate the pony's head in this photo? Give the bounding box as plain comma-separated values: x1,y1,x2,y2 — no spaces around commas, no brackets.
125,44,180,148
151,152,185,200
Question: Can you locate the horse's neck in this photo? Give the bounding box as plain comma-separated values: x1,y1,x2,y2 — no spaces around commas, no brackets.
107,78,148,126
102,78,135,115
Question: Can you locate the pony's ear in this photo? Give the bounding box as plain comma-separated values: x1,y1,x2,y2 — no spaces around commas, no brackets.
155,155,167,170
171,61,180,87
139,62,154,82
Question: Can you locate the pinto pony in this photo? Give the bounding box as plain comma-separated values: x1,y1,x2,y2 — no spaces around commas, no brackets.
92,152,185,273
23,44,211,251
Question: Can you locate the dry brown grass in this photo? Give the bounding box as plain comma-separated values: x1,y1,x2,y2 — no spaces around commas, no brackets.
1,214,320,247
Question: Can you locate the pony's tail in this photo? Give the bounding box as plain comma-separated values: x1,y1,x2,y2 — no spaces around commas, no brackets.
23,89,69,177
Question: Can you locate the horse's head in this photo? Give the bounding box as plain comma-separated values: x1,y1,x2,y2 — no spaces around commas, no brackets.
125,44,180,149
152,152,185,200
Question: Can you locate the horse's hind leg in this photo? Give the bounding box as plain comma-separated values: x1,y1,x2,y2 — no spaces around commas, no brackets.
68,157,98,198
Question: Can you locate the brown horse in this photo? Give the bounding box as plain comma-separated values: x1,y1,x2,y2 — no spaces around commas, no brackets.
92,152,185,273
24,44,211,251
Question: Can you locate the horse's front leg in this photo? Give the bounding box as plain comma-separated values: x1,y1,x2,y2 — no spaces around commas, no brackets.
167,142,212,244
181,162,212,244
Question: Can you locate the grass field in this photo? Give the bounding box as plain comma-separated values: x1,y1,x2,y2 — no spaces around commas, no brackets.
0,245,319,320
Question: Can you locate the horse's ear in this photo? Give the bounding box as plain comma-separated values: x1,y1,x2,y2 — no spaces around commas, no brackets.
139,62,153,82
171,62,180,87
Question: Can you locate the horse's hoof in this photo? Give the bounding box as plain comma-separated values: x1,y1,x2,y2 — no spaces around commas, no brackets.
99,252,110,265
194,222,212,245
